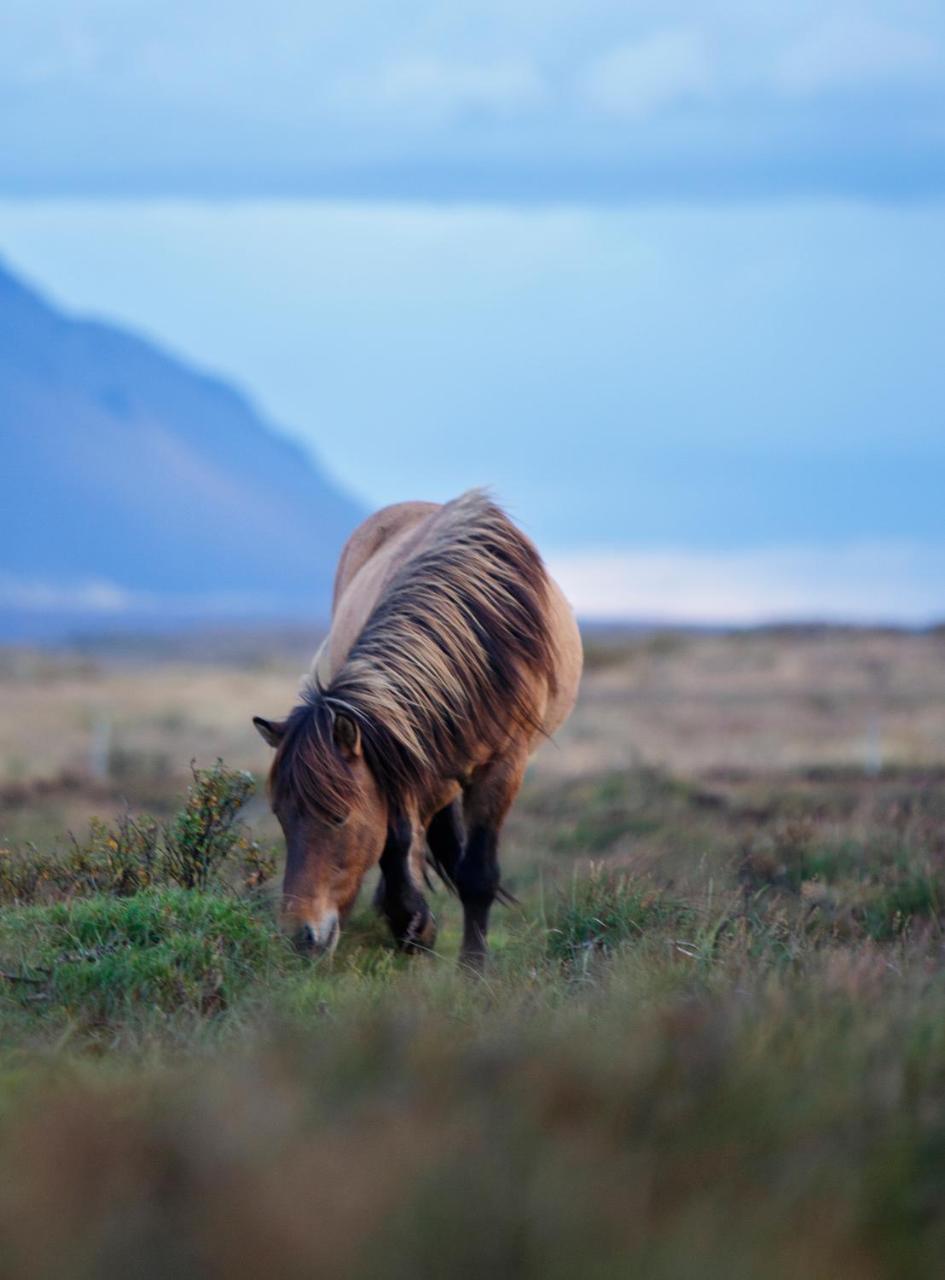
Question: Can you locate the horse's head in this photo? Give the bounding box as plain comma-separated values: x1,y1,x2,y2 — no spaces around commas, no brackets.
253,704,387,956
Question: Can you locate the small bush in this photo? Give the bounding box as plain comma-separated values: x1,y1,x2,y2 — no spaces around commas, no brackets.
0,812,159,904
0,762,275,907
162,762,256,891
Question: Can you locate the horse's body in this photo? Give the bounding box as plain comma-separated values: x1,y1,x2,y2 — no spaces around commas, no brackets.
254,491,582,966
316,499,582,761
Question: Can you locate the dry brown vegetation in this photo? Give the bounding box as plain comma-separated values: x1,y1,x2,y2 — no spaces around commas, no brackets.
3,625,945,1277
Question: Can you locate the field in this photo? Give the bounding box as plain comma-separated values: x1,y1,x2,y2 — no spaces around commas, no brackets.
3,626,945,1277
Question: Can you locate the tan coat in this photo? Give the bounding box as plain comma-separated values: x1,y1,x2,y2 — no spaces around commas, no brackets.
311,501,583,764
259,492,584,960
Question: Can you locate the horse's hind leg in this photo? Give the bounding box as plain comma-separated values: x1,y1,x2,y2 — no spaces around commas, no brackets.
456,751,527,971
375,815,437,953
426,799,465,889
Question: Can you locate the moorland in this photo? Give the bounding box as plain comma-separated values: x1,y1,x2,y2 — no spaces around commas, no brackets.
2,625,945,1278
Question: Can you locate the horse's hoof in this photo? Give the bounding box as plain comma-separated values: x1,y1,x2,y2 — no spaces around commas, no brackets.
400,908,437,954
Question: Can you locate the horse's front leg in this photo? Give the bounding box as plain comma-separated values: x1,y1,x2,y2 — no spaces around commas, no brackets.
374,814,437,953
457,750,527,971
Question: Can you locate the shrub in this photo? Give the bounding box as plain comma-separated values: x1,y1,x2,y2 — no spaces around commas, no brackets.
0,811,159,904
0,762,276,907
161,762,257,891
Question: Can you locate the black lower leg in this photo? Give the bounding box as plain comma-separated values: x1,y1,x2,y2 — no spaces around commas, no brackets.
376,816,435,952
426,800,465,888
455,825,500,966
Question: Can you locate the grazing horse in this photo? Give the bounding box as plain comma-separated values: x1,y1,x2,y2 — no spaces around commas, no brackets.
253,490,583,967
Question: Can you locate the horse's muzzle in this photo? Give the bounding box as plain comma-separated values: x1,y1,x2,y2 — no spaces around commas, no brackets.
291,912,340,958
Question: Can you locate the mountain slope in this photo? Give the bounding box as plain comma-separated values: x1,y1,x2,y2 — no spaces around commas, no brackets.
0,260,364,634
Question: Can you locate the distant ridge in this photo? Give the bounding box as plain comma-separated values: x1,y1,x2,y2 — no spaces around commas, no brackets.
0,258,364,638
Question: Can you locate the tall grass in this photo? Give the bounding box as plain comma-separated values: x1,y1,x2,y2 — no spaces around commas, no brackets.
3,757,945,1276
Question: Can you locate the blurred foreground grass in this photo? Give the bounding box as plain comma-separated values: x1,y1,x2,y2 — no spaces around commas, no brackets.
2,628,945,1277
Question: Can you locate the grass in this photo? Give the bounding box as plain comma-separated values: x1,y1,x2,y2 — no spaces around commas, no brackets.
4,905,945,1278
0,890,293,1030
545,865,690,968
3,629,945,1276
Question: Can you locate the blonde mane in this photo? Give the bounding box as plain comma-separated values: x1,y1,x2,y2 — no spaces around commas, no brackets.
270,491,557,821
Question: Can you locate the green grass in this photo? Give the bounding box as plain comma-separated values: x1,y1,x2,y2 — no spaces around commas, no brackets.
0,890,294,1030
545,864,690,968
3,762,945,1276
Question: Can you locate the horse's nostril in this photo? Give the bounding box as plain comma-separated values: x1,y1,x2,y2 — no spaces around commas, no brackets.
293,917,340,957
293,925,315,954
294,925,322,955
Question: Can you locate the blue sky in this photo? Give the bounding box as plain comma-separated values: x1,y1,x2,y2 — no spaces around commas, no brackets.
3,1,944,200
2,2,944,621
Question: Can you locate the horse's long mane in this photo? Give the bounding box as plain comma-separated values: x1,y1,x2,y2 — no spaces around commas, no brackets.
270,490,557,822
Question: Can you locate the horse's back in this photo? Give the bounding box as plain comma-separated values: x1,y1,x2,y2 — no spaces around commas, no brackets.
317,496,582,750
314,502,440,685
541,577,583,741
331,501,441,613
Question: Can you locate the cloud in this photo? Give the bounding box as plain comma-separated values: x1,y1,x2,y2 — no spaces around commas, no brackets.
336,57,545,118
0,576,135,613
2,4,945,199
0,576,300,618
578,28,714,119
548,544,945,626
777,16,941,95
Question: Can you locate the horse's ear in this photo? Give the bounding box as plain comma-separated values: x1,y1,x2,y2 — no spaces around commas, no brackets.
253,716,285,748
333,712,362,760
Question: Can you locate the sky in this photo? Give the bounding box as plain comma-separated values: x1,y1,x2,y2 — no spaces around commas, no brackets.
2,1,944,622
3,1,945,201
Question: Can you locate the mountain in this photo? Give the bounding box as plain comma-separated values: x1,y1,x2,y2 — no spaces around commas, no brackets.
0,259,364,638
